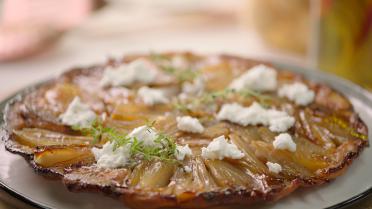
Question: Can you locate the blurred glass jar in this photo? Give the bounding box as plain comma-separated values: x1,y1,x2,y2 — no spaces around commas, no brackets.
318,0,372,90
250,0,310,55
249,0,372,90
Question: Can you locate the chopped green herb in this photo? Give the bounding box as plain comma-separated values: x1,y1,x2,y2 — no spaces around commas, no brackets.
160,65,199,82
176,70,199,82
150,52,199,82
200,89,234,103
174,88,272,111
150,52,170,62
131,133,178,163
72,119,114,145
173,102,191,112
75,120,179,163
239,89,272,107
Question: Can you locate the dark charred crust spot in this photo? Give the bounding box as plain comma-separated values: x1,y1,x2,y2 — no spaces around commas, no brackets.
200,191,218,201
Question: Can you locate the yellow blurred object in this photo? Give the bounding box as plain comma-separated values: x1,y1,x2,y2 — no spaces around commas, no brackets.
251,0,310,55
318,0,372,90
249,0,372,90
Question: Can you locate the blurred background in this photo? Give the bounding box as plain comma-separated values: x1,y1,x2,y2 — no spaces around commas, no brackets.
0,0,371,98
0,1,371,209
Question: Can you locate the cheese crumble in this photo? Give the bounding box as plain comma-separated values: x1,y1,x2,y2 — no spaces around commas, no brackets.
217,102,295,132
176,116,204,133
266,162,282,174
182,77,204,96
273,133,297,152
59,97,96,128
175,144,193,161
278,82,315,106
100,59,157,87
92,142,131,169
229,64,277,92
128,125,159,147
183,165,192,173
137,86,169,106
201,135,244,160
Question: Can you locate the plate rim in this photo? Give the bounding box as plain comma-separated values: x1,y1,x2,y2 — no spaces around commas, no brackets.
0,60,371,209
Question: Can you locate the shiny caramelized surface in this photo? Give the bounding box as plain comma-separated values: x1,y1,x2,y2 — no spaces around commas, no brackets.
4,53,368,209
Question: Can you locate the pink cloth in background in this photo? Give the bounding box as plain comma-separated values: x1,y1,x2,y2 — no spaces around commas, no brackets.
2,0,94,30
0,0,94,61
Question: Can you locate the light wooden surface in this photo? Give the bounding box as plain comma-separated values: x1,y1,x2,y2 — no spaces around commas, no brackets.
0,1,370,208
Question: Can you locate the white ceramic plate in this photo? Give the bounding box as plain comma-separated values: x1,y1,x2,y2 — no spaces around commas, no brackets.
0,62,371,209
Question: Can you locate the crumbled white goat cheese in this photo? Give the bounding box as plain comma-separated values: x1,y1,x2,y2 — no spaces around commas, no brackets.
59,97,96,128
182,77,204,96
100,58,157,87
217,102,295,132
91,142,131,169
128,125,159,147
229,64,277,92
266,162,282,174
183,165,192,173
278,82,315,106
201,135,244,160
92,125,160,168
176,116,204,133
175,144,193,161
137,86,169,106
266,109,296,132
273,133,297,152
217,102,266,126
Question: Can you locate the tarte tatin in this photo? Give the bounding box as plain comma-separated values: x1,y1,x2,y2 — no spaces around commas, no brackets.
3,52,368,209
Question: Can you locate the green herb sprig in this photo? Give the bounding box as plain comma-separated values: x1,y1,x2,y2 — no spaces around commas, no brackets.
173,102,191,112
174,88,272,113
129,133,178,163
200,88,272,105
238,89,272,107
72,120,114,145
150,52,199,82
74,120,179,163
